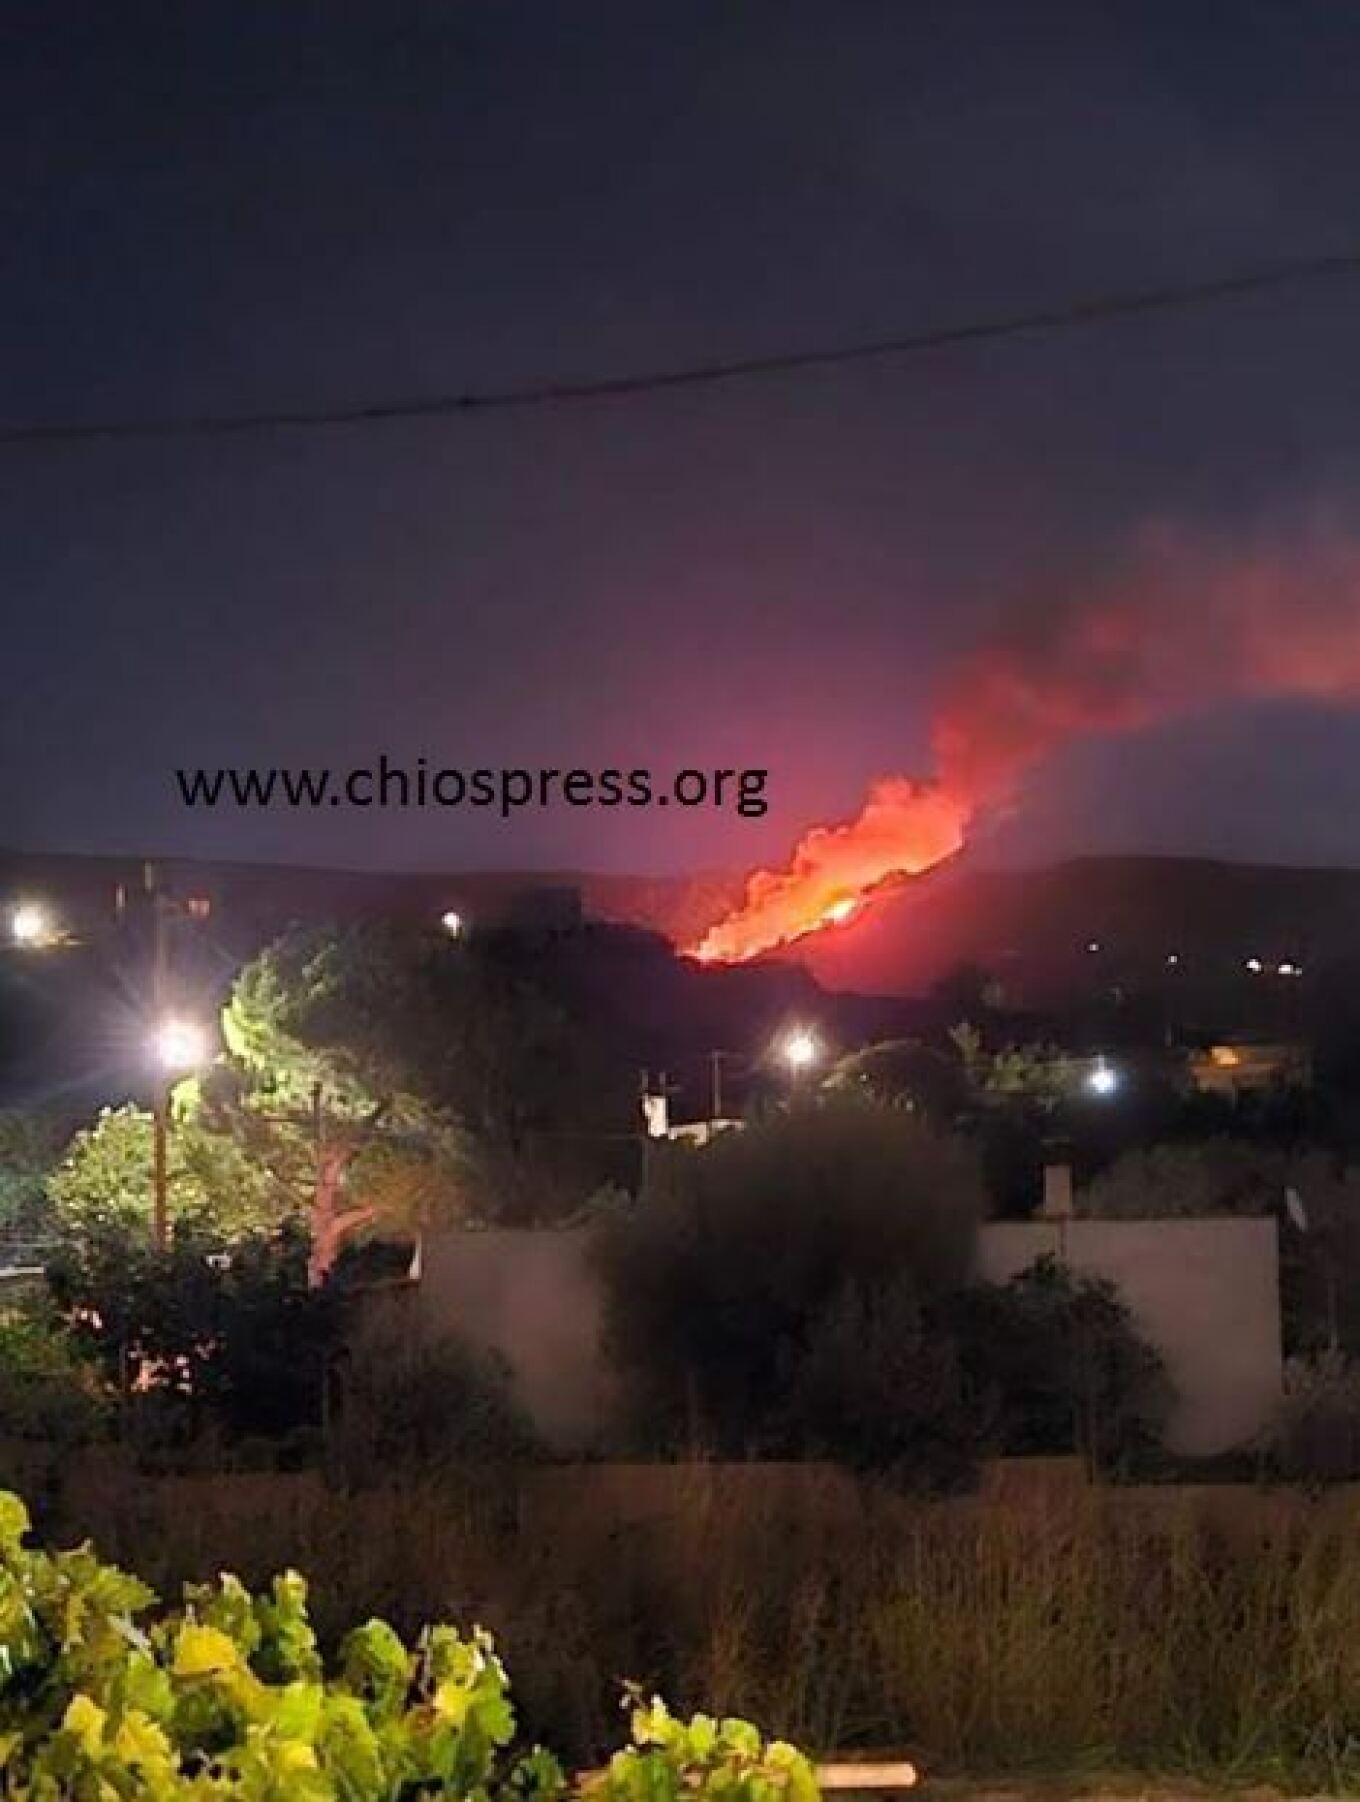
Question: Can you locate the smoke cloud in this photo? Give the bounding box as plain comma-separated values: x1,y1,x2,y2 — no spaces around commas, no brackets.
694,516,1360,962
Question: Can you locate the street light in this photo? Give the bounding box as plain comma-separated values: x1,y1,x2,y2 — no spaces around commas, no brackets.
11,902,55,947
440,909,464,938
152,1016,209,1073
778,1027,820,1075
149,1016,211,1249
1085,1059,1119,1098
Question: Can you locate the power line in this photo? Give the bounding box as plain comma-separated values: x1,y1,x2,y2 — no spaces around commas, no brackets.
4,249,1360,449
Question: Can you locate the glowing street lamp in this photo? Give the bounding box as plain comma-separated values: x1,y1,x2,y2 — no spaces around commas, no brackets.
152,1016,209,1074
1085,1059,1119,1098
149,1016,211,1249
778,1027,821,1076
440,909,464,938
11,903,55,948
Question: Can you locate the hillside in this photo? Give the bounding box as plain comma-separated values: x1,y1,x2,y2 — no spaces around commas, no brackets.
7,844,1360,1001
787,853,1360,997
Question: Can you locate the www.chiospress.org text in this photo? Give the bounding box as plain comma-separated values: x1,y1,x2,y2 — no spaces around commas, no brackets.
175,758,770,819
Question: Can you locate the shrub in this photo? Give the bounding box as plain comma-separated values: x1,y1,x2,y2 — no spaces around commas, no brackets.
951,1255,1172,1472
45,1223,341,1453
0,1487,816,1800
1269,1351,1360,1485
596,1103,986,1455
779,1278,981,1491
47,1103,285,1243
0,1108,67,1238
332,1327,542,1481
0,1303,108,1446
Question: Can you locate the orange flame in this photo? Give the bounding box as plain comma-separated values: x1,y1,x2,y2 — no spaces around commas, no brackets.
691,518,1360,965
693,778,971,963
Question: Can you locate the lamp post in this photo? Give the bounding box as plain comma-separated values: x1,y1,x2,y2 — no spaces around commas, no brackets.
149,1016,209,1250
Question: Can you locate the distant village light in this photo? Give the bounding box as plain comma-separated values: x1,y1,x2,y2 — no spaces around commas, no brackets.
440,909,464,938
1245,957,1265,974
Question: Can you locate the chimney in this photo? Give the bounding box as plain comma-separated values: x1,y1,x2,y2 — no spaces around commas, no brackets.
1039,1161,1074,1221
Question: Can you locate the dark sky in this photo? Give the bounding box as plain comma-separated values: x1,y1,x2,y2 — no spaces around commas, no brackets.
6,0,1360,875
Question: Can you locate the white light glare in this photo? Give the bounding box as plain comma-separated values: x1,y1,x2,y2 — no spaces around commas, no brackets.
780,1028,820,1072
440,909,464,938
153,1017,209,1073
11,903,53,947
1277,961,1303,978
1086,1061,1119,1097
1245,957,1264,975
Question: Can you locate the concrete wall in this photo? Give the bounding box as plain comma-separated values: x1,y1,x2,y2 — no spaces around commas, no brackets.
405,1216,1282,1458
975,1217,1282,1455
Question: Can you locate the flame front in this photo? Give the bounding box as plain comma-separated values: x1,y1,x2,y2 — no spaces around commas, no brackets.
692,778,972,963
690,517,1360,966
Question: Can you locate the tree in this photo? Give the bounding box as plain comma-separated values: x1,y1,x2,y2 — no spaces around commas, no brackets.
46,1104,288,1245
1081,1139,1284,1220
824,1039,971,1124
0,1108,68,1238
782,1276,982,1491
222,919,636,1241
951,1255,1171,1473
981,1041,1078,1107
45,1221,341,1445
215,924,486,1276
595,1102,987,1455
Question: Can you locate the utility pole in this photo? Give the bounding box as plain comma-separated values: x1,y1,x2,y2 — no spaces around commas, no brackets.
149,867,170,1252
710,1049,725,1122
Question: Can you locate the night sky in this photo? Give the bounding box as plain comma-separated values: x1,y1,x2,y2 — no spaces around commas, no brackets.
7,1,1360,875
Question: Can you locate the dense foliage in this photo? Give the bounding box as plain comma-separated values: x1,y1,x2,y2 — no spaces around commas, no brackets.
0,1110,67,1239
952,1255,1172,1470
223,922,634,1227
47,1105,286,1245
45,1224,339,1450
0,1489,817,1800
597,1102,987,1461
597,1105,1169,1481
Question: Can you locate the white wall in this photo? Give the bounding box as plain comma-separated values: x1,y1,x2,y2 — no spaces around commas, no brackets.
405,1216,1283,1458
976,1218,1282,1455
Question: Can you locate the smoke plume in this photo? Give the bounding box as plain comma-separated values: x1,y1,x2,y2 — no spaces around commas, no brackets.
694,517,1360,962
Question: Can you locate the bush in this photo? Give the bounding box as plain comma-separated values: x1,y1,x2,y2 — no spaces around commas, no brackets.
332,1328,542,1481
47,1104,286,1244
1269,1351,1360,1485
596,1103,986,1456
45,1223,341,1455
0,1487,816,1800
780,1278,981,1491
0,1304,108,1446
951,1255,1172,1473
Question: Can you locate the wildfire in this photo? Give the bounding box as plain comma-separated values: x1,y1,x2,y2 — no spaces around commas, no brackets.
690,517,1360,966
692,778,971,963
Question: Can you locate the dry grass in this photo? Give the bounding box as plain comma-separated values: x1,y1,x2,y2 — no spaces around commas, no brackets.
26,1457,1360,1787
